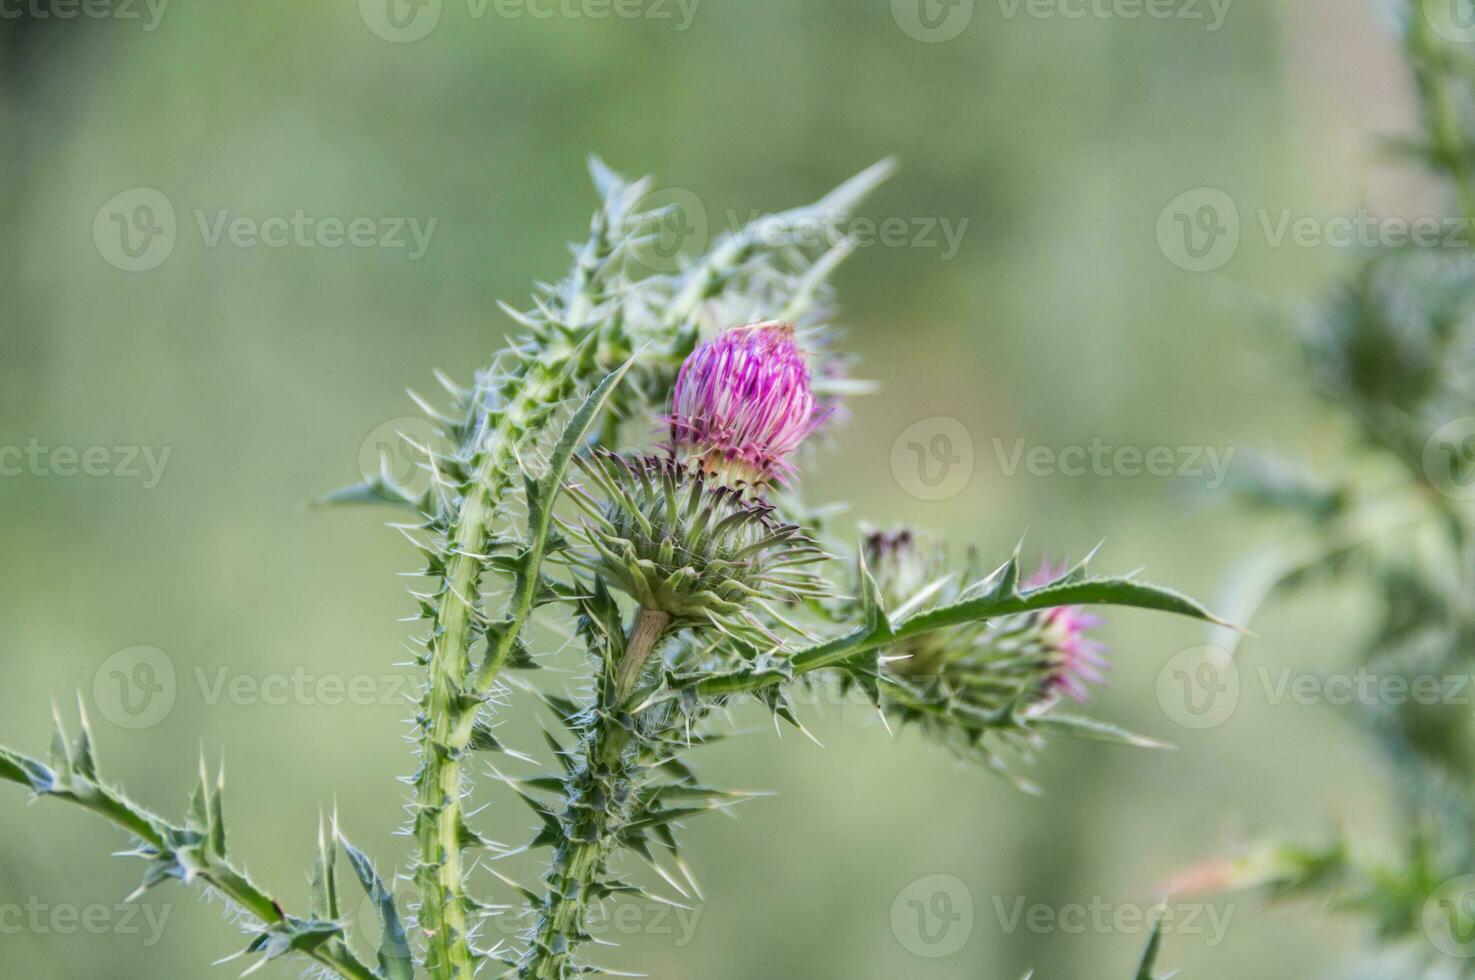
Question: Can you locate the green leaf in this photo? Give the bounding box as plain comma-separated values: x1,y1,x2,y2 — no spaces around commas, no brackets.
338,832,414,980
310,815,340,922
901,575,1232,640
0,745,54,794
1135,915,1166,980
1028,713,1174,751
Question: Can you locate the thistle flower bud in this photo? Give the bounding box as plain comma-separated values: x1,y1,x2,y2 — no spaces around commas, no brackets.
1026,561,1107,704
858,530,1108,710
568,451,829,637
665,322,828,489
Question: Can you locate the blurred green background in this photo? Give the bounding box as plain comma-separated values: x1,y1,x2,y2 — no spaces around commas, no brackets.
0,0,1432,976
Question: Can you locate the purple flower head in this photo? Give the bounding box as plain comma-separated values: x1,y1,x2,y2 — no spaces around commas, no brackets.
1027,559,1108,703
665,321,829,488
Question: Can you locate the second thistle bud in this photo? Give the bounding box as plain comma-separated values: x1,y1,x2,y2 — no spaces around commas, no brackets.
665,321,827,489
858,528,1109,710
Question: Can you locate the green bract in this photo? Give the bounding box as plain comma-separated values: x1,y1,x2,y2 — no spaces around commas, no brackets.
567,451,828,638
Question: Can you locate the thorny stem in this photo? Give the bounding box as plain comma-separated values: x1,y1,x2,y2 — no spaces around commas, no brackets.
416,366,570,980
8,770,379,980
520,609,671,979
415,199,614,980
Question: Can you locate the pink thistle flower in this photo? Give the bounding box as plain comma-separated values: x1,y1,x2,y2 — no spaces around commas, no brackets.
1028,559,1108,703
664,321,829,488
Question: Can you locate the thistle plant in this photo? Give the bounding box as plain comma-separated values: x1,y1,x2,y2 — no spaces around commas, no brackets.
1174,5,1475,976
0,158,1229,980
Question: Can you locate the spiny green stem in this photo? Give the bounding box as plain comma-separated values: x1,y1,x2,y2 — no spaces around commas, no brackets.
415,366,571,980
0,758,379,980
520,611,671,979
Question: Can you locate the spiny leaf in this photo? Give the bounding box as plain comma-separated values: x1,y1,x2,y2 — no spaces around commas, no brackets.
1135,915,1167,980
1028,713,1174,751
338,831,413,980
